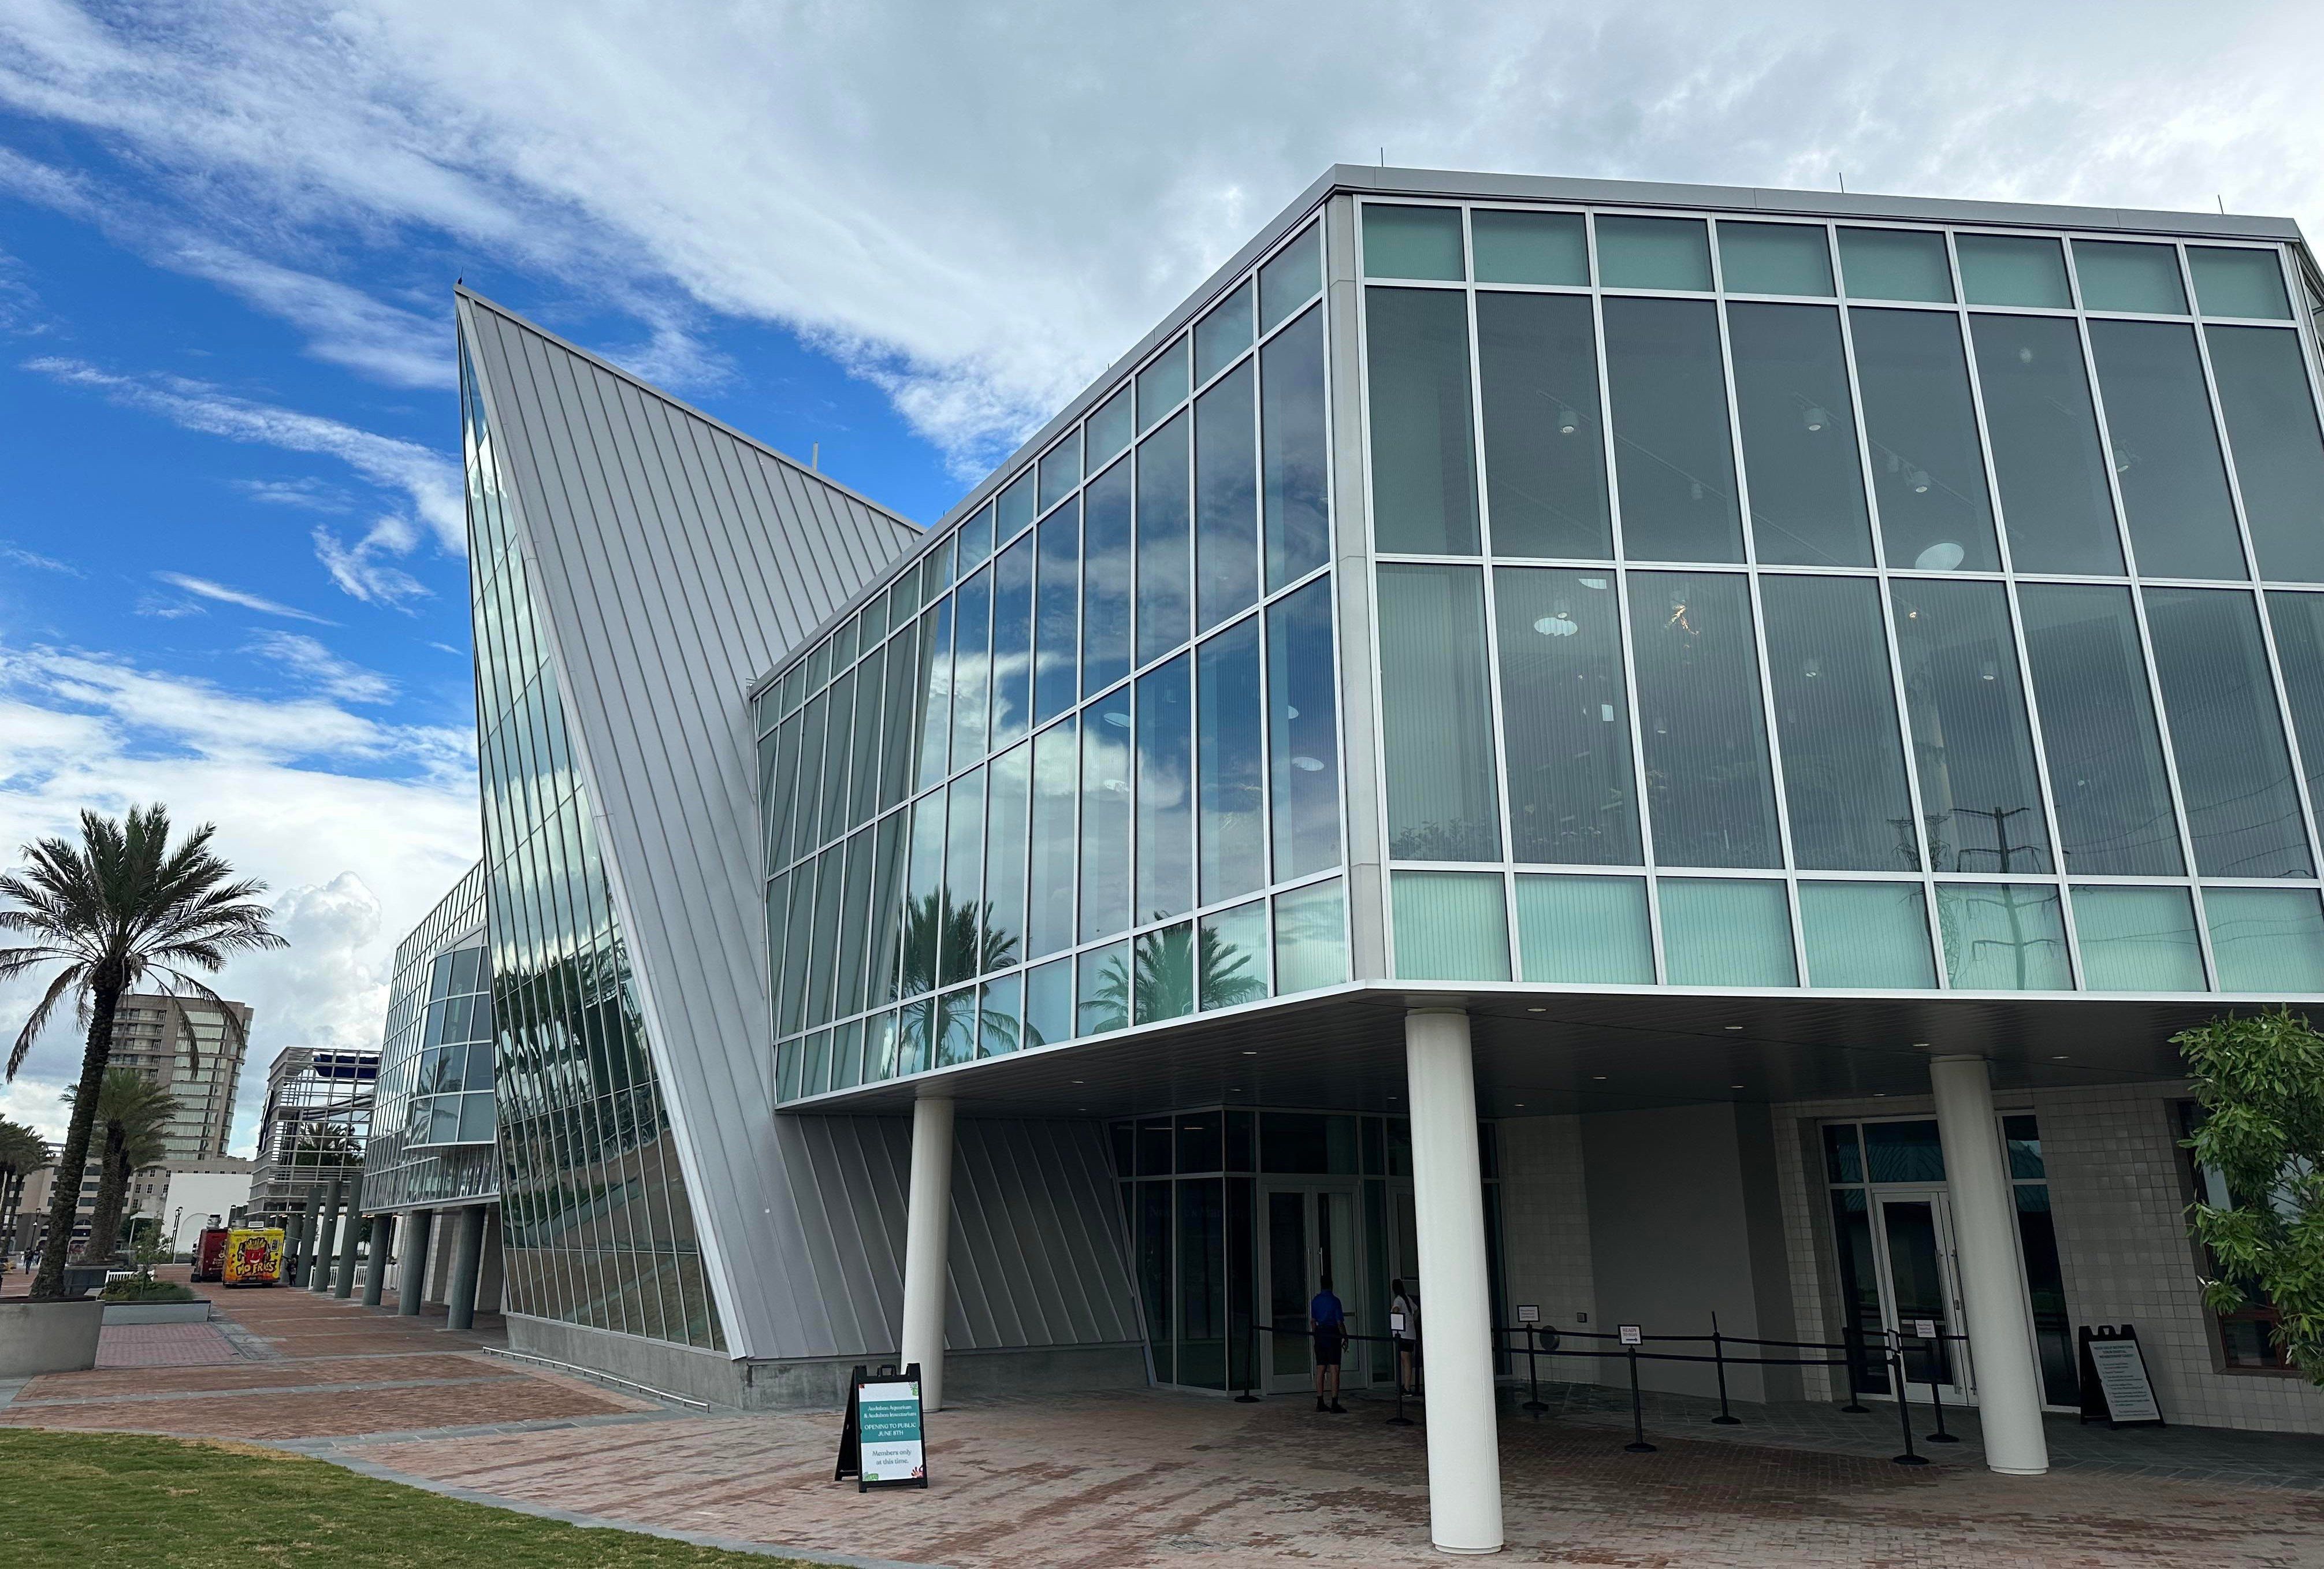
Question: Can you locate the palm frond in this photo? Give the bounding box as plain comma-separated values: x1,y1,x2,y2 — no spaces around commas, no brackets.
8,963,86,1080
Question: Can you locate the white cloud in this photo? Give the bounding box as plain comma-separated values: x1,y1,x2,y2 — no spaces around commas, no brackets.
1,540,77,575
247,630,397,704
313,519,430,609
154,571,334,625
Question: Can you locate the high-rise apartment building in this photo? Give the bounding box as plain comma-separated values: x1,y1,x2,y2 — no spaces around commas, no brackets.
106,994,252,1162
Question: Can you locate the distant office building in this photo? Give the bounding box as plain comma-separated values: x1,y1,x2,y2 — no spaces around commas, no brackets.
248,1045,378,1223
426,166,2324,1548
106,993,252,1162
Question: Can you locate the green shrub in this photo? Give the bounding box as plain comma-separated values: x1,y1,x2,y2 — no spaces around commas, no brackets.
98,1276,198,1302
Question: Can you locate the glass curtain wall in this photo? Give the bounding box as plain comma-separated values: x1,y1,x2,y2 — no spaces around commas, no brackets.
461,337,725,1349
760,221,1349,1103
1361,200,2324,996
364,864,500,1213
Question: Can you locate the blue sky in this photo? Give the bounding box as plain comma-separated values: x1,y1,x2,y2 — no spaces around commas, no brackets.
2,0,2321,1154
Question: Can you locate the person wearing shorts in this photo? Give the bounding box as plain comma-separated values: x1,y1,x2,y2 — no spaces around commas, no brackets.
1311,1275,1348,1412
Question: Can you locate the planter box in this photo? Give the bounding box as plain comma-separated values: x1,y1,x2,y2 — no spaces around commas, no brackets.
61,1264,110,1299
0,1300,103,1377
100,1300,212,1326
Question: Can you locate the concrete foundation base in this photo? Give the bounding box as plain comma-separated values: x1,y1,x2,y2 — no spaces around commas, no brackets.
0,1300,103,1376
99,1300,213,1325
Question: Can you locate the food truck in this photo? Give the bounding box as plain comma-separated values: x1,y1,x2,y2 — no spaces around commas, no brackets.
220,1227,285,1287
191,1222,231,1282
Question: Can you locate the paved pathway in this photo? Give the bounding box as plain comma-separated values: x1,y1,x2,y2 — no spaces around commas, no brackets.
5,1278,2323,1565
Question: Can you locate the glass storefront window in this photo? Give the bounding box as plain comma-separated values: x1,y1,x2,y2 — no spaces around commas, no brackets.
1495,567,1638,865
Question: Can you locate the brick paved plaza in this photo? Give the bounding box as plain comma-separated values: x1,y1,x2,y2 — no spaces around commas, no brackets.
4,1276,2323,1565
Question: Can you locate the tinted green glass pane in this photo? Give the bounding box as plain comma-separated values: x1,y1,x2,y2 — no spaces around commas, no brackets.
1378,564,1501,861
1728,302,1871,567
1364,204,1464,280
1596,215,1711,291
1865,1120,1945,1181
2204,887,2324,991
1139,337,1189,432
2207,326,2324,583
1034,499,1080,725
1472,209,1588,285
1078,940,1132,1034
1258,223,1322,334
1495,567,1638,865
1477,291,1610,558
2073,240,2185,314
1717,221,1832,296
1660,878,1796,986
1038,434,1081,515
1630,571,1781,868
2189,247,2292,319
977,972,1022,1057
1603,297,1740,560
901,793,944,997
1198,618,1265,904
1799,881,1935,987
895,996,934,1074
1274,877,1348,992
865,1010,901,1082
1195,361,1259,631
940,769,985,986
2267,590,2324,802
2089,320,2245,579
1515,874,1653,983
2016,583,2182,875
1366,287,1481,553
1137,411,1193,662
1760,575,1917,871
1968,314,2122,575
835,827,875,1016
1935,883,2070,989
1088,384,1134,471
1890,578,2051,873
1080,688,1133,939
1260,304,1331,589
1850,307,1999,571
1080,462,1131,697
1391,870,1511,980
1200,900,1269,1010
1027,716,1077,958
1135,653,1194,922
2072,885,2206,992
1957,234,2070,308
1839,228,1954,302
1023,957,1073,1047
935,988,977,1068
2144,586,2312,877
984,741,1031,972
1196,278,1254,384
1267,578,1342,881
947,570,990,768
996,471,1036,542
989,534,1034,746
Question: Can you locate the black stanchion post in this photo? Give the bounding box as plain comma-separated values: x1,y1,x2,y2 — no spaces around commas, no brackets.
1711,1311,1740,1425
1840,1323,1871,1414
1623,1343,1656,1453
1235,1315,1259,1403
1923,1332,1957,1443
1522,1324,1546,1415
1889,1332,1927,1466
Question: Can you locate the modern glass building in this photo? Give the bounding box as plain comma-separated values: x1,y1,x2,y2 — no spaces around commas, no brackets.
430,168,2324,1552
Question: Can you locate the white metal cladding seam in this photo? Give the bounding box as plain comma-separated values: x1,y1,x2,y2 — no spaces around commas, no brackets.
458,295,919,1358
782,1114,899,1354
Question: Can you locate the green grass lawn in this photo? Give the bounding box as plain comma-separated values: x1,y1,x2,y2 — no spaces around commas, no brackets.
0,1429,819,1567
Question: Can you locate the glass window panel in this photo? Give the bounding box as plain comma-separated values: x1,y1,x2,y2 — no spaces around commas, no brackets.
902,794,946,998
2073,240,2187,315
1260,304,1330,590
1799,881,1935,988
1137,410,1194,663
1761,575,1918,871
2143,586,2312,876
879,618,918,809
1038,433,1082,515
1717,221,1834,297
805,638,832,692
1024,956,1073,1047
862,1009,899,1082
1379,563,1502,861
1850,307,2000,572
983,741,1031,974
948,566,991,767
835,827,875,1017
1728,302,1872,567
763,716,802,866
1078,940,1131,1035
1259,223,1323,334
1365,287,1481,553
1957,234,2070,308
1274,877,1348,992
1087,384,1134,473
849,644,886,826
831,1018,865,1091
1081,689,1134,939
1472,209,1588,286
1823,1123,1864,1183
931,534,957,593
1602,297,1741,561
458,1091,495,1143
1138,336,1189,433
1200,899,1269,1010
778,860,817,1033
979,972,1022,1057
1267,578,1341,881
2189,247,2293,319
913,600,951,791
1968,314,2123,575
2002,1114,2044,1178
1477,291,1611,559
2207,325,2324,583
2268,590,2324,801
2204,887,2324,991
989,532,1035,748
1659,878,1796,986
1391,870,1512,981
1935,883,2070,990
1178,1114,1224,1174
1364,204,1464,280
1596,214,1711,291
1515,873,1653,983
805,844,846,1025
1890,578,2052,872
801,1030,832,1097
1028,716,1078,959
2016,583,2182,875
867,809,906,1005
2088,320,2246,579
955,505,993,574
935,987,977,1069
1630,571,1782,868
1035,499,1081,724
2072,886,2206,992
1198,617,1265,904
1864,1120,1946,1182
1839,228,1954,302
1196,278,1254,384
1495,567,1638,864
789,690,827,861
1135,923,1196,1024
1135,653,1195,923
1195,360,1259,631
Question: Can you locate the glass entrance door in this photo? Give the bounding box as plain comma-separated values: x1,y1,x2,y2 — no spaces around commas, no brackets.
1260,1183,1362,1392
1872,1192,1970,1400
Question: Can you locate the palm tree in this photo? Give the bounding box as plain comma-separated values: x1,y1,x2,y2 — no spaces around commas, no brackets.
1,806,284,1300
64,1069,180,1260
0,1117,51,1238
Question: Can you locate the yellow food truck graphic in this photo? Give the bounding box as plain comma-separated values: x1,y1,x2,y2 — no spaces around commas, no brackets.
220,1228,285,1287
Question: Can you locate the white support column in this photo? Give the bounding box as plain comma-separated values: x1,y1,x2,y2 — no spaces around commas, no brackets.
1928,1054,2049,1476
1405,1008,1503,1555
899,1094,957,1414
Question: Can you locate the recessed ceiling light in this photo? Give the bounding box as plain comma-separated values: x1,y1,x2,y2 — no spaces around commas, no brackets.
2050,1054,2069,1061
1730,1083,1744,1089
1723,1024,1742,1031
1592,1074,1608,1081
1874,1092,1888,1098
1515,1102,1526,1108
1527,1007,1546,1013
1072,1079,1084,1084
1242,1050,1258,1056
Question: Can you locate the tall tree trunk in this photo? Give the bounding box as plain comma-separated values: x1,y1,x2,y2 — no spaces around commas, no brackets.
80,1124,131,1266
31,975,120,1301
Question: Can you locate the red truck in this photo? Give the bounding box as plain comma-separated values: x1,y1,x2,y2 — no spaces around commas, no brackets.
191,1224,230,1283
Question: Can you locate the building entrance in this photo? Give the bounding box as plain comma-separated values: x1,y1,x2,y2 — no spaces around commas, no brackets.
1260,1182,1364,1391
1868,1190,1970,1400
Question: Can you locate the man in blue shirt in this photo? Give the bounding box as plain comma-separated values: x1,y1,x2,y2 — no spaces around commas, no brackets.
1311,1275,1348,1412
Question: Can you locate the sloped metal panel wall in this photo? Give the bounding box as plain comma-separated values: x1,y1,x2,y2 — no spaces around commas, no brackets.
455,290,1138,1359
